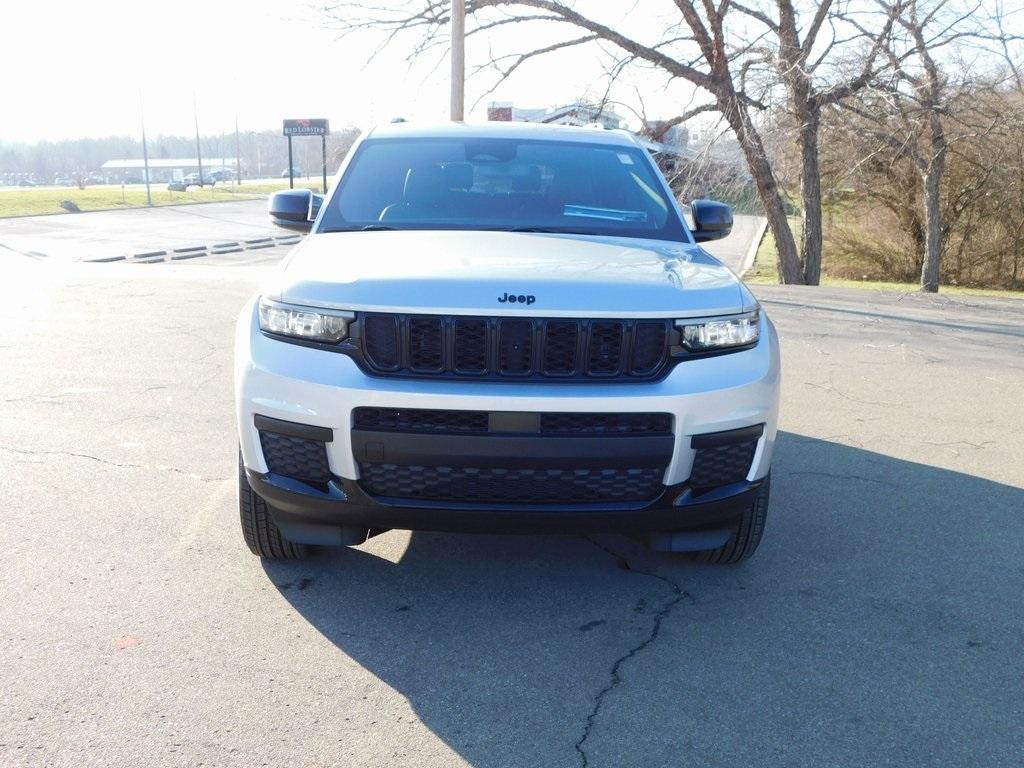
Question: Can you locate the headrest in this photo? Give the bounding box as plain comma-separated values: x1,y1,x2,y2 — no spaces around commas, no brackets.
511,166,542,192
403,165,446,203
441,162,474,190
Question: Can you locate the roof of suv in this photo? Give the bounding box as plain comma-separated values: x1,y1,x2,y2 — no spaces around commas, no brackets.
366,120,642,147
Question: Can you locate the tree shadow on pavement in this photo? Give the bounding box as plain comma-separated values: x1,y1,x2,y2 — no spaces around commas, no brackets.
263,432,1024,768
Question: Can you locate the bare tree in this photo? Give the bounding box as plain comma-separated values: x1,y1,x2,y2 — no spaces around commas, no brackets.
728,0,902,284
847,0,1021,291
822,81,1024,290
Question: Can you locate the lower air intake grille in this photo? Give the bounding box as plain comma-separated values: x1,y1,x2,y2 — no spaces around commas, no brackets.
351,408,671,436
353,407,489,434
689,441,757,488
358,464,664,504
259,431,331,484
539,412,672,435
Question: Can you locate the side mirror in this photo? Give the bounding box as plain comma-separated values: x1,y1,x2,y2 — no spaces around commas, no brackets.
268,189,323,233
690,199,733,242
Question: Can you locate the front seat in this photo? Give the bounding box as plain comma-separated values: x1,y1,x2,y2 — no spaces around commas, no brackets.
379,165,447,222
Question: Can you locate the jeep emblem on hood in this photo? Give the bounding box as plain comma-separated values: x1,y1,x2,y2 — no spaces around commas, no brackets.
498,292,536,305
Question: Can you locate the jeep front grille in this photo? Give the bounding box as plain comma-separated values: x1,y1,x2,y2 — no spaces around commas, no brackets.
360,314,670,381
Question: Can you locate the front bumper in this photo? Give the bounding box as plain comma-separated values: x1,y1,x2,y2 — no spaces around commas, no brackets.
234,296,781,535
249,467,764,541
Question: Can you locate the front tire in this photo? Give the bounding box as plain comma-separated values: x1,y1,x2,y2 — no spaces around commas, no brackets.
691,474,770,564
238,453,309,559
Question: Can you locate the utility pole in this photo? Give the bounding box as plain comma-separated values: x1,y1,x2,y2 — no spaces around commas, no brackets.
193,92,204,187
450,0,465,121
235,116,242,187
287,135,294,189
139,91,152,206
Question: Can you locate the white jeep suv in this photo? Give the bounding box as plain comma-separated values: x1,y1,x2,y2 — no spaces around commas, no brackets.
235,122,780,563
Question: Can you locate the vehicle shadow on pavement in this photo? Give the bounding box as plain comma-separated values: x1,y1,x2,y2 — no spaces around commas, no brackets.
263,432,1024,768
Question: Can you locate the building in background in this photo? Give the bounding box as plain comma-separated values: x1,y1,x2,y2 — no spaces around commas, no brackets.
99,158,242,183
485,101,693,164
487,101,625,130
643,121,689,151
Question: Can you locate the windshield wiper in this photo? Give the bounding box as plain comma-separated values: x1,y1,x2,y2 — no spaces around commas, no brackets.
320,224,395,232
490,226,599,235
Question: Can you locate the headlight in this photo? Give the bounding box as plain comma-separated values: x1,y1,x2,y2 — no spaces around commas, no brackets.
676,309,760,351
258,297,353,343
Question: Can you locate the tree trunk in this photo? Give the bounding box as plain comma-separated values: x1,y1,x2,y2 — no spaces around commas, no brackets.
920,116,946,293
798,108,824,285
724,98,804,284
920,164,943,292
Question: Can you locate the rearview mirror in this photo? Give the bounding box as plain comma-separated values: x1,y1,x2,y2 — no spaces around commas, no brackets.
268,189,323,233
690,199,733,242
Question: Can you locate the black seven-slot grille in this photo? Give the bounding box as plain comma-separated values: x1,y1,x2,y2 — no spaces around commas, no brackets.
361,314,670,380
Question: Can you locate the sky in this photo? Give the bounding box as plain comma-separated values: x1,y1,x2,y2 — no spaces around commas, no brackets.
0,0,702,143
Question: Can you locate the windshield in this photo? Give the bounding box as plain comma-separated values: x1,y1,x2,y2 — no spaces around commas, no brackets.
319,137,689,241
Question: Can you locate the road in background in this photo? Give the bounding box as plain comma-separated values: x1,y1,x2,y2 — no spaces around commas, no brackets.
701,212,763,273
1,254,1022,767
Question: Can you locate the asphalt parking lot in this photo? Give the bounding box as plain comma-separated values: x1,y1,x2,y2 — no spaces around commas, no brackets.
0,200,280,262
2,247,1023,767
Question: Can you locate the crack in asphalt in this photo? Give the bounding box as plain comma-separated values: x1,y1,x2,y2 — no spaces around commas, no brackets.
784,470,898,488
576,537,694,768
0,445,219,482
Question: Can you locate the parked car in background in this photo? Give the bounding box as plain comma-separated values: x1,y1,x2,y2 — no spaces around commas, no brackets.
280,167,303,178
18,179,36,187
168,173,211,191
54,175,73,186
209,169,234,183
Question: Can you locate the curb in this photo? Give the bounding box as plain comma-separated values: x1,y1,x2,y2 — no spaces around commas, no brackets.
739,217,768,278
131,250,167,263
117,233,304,264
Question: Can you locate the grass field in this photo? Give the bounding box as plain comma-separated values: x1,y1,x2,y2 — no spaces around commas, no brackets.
745,221,1024,299
0,182,322,218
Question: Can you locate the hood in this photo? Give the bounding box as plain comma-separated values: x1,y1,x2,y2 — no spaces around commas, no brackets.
266,230,753,318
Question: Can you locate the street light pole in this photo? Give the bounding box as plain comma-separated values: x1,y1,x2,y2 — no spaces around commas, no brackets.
450,0,465,121
193,92,204,187
139,91,152,206
235,116,242,187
